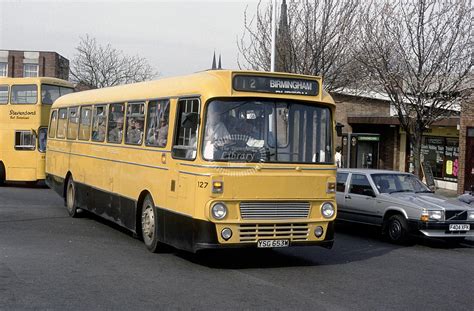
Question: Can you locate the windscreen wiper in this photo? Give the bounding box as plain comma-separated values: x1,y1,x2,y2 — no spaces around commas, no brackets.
415,190,434,193
389,189,413,194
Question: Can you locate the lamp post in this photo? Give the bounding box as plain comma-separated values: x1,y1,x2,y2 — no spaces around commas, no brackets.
270,0,277,72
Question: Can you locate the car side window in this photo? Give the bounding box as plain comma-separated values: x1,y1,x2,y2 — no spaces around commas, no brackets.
336,173,349,192
349,174,374,196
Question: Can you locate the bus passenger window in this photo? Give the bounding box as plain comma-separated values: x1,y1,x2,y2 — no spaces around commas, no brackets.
125,102,145,145
172,98,200,159
146,99,170,147
67,107,79,140
49,110,58,138
91,105,107,142
57,108,68,138
107,103,125,144
79,107,92,141
14,130,35,150
11,84,37,104
0,85,8,104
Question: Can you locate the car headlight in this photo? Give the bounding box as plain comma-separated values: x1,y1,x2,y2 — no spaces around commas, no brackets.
211,202,228,220
468,210,474,220
428,210,444,221
321,202,335,219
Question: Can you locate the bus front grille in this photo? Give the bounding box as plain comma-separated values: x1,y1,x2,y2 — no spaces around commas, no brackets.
239,223,309,242
240,202,310,219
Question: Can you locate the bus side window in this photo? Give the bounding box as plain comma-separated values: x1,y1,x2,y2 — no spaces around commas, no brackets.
107,103,125,144
172,98,200,160
57,108,68,138
79,106,92,141
0,85,8,104
49,110,58,138
91,105,107,142
125,102,145,145
67,107,79,140
146,99,170,148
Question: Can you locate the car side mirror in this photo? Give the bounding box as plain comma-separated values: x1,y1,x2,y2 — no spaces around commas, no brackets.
363,188,376,197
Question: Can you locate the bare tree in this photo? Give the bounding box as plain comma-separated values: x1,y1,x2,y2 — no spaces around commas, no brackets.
70,35,157,88
355,0,473,177
237,0,361,91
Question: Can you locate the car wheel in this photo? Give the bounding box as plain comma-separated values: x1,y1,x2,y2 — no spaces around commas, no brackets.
141,194,161,253
66,177,79,218
386,215,409,244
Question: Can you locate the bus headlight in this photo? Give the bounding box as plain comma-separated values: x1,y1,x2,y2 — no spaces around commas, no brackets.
211,202,228,220
221,228,232,240
314,226,324,237
321,202,335,219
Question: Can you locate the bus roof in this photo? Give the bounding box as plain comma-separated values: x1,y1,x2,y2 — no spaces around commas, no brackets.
52,70,335,108
0,77,74,88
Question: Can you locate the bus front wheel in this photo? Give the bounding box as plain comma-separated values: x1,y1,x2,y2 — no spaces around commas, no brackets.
66,177,80,218
141,194,161,253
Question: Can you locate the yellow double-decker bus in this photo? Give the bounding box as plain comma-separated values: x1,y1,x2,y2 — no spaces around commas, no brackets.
0,77,74,185
46,70,337,252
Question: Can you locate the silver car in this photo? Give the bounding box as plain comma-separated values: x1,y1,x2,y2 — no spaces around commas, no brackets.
336,169,474,243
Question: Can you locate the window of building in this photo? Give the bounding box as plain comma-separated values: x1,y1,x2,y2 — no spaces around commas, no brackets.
23,64,39,77
92,105,107,142
41,84,74,105
0,63,7,77
172,98,200,160
49,110,58,138
336,172,349,192
421,136,459,181
67,107,79,140
107,103,125,144
57,108,68,138
0,85,8,104
125,102,145,145
15,130,35,150
349,174,374,195
79,106,92,141
146,99,170,147
11,84,37,104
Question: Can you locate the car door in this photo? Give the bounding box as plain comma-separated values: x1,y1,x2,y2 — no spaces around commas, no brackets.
336,172,350,219
345,173,379,224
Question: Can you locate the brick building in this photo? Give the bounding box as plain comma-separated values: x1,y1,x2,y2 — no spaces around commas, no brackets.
0,50,69,80
333,91,460,190
458,96,474,194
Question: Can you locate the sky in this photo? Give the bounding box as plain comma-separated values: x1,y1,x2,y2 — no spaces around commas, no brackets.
0,0,260,78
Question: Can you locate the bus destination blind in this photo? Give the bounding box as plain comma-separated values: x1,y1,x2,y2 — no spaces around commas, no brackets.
233,75,319,96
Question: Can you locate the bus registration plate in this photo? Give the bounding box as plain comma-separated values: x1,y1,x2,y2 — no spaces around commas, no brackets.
257,239,289,248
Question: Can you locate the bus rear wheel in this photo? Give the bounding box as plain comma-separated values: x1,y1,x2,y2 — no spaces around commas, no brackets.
0,163,5,186
66,177,79,218
141,194,161,253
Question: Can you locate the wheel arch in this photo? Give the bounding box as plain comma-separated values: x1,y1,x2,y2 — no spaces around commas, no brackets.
382,208,408,232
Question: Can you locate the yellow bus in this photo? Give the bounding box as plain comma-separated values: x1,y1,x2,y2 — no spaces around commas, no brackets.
46,70,337,252
0,77,74,185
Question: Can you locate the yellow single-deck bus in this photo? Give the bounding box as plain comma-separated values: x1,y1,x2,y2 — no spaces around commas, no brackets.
46,70,337,252
0,77,74,185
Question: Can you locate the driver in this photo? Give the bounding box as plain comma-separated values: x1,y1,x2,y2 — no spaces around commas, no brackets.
203,106,230,159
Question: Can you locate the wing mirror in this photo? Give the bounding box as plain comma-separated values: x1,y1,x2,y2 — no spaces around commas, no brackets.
363,189,376,197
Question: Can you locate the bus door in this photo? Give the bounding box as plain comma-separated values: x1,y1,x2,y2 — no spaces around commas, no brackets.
170,98,201,216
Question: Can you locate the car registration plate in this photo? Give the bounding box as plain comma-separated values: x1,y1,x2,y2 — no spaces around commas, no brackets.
257,239,289,248
449,224,470,231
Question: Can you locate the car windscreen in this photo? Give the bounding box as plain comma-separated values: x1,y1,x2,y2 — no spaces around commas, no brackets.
371,173,431,194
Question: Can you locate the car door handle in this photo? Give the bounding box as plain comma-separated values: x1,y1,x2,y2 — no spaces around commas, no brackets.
345,195,352,199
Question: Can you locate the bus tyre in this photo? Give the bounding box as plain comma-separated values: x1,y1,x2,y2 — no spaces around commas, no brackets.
0,163,5,186
141,195,161,253
66,177,79,218
386,214,409,244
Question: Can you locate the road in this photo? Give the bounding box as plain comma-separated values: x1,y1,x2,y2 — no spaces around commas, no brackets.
1,184,473,310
